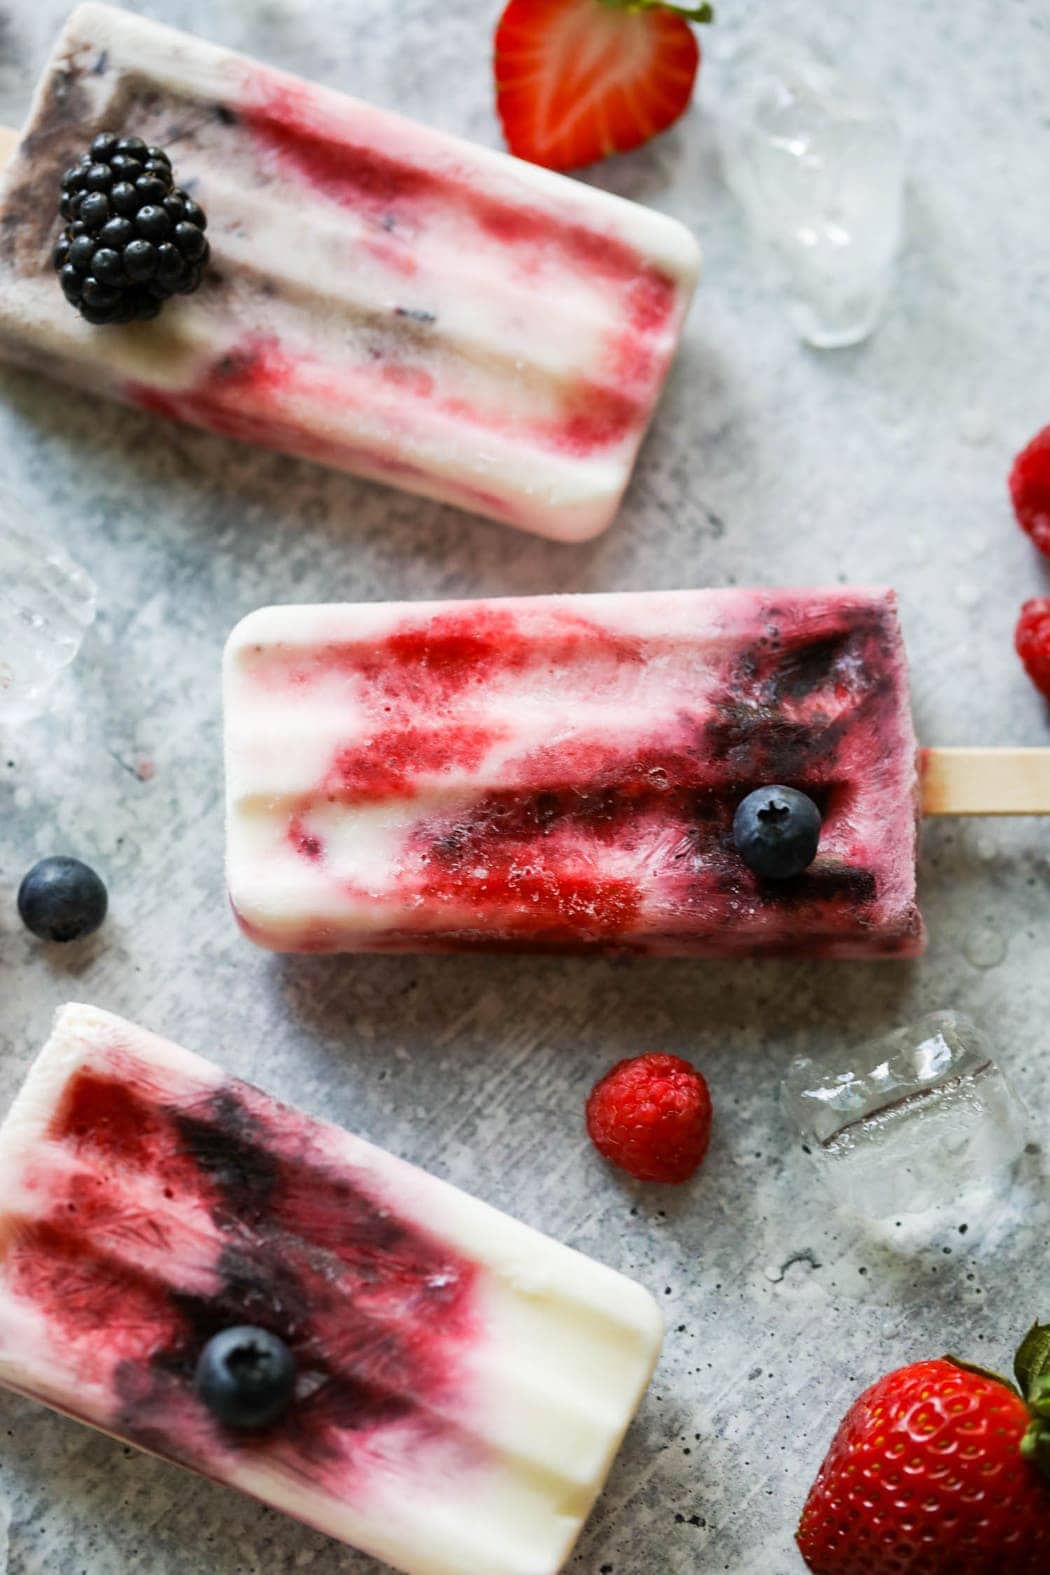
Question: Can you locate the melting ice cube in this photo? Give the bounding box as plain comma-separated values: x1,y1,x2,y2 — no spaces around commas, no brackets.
783,1012,1029,1218
0,485,96,724
720,44,905,348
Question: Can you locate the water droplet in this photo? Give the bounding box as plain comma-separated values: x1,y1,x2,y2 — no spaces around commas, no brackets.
963,925,1007,970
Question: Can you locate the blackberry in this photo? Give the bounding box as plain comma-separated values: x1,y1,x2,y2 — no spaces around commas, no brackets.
53,131,209,324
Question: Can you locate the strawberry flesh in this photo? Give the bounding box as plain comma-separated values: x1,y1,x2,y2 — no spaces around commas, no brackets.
495,0,700,171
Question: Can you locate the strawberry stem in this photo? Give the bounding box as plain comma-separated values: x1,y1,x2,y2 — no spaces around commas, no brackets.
1015,1321,1050,1400
1016,1328,1050,1484
600,0,715,22
943,1355,1021,1397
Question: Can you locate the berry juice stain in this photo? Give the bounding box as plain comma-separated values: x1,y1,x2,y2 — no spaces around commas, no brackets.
232,70,679,455
15,1061,481,1489
246,592,919,955
240,70,677,306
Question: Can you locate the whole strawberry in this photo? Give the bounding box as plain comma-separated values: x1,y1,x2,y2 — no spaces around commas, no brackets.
797,1323,1050,1574
494,0,713,173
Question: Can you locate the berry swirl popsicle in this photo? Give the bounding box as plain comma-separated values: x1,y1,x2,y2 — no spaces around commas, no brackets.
0,1004,662,1575
224,586,1050,958
224,587,925,957
0,4,700,540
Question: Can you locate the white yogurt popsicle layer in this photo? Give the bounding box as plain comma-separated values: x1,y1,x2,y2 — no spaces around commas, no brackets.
0,1005,662,1575
224,588,924,958
0,4,701,541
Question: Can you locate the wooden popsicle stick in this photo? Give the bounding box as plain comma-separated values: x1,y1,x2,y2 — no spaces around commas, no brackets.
0,125,19,163
921,747,1050,815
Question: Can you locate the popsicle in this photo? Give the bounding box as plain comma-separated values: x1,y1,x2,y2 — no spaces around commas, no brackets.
224,588,1050,959
222,587,919,957
0,4,700,542
0,1003,662,1575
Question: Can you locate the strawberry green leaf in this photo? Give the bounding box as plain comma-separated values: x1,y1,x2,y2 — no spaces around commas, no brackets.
1020,1396,1050,1483
1015,1329,1050,1485
1015,1321,1050,1403
600,0,714,21
943,1355,1021,1397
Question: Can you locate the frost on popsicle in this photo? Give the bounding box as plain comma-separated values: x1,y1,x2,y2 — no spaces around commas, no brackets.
720,43,905,349
783,1011,1029,1220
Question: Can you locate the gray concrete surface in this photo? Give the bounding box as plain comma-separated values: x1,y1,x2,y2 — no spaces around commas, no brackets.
0,1,1048,1571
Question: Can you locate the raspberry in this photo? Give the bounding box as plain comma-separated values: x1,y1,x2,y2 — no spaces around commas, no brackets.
1016,598,1050,700
1009,425,1050,556
586,1053,712,1184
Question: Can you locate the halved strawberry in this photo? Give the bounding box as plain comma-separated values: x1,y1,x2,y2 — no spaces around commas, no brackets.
494,0,711,172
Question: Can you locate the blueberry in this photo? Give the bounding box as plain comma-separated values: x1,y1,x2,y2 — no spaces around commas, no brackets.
17,857,108,943
195,1328,295,1430
732,786,822,881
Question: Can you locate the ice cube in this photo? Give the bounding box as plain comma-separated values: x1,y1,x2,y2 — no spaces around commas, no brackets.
783,1012,1029,1219
720,44,905,349
0,485,96,724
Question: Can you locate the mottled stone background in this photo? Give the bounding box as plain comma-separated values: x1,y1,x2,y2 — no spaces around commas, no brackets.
0,1,1048,1571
